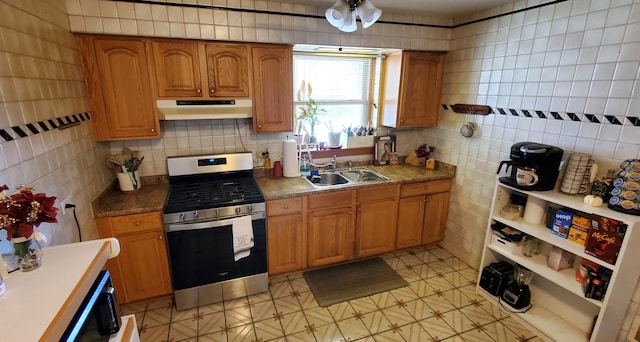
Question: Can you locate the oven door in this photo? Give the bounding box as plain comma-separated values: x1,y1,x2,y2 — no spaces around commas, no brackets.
165,213,266,291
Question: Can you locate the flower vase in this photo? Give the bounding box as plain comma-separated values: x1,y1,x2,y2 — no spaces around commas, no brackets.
12,236,42,272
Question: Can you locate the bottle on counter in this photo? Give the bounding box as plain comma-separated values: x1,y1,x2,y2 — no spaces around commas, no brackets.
263,150,272,176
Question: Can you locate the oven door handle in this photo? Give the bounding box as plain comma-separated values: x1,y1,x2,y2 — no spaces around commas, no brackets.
166,213,265,232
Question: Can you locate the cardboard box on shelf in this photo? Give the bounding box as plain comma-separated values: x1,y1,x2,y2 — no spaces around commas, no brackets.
568,215,591,245
585,216,626,265
547,246,575,271
552,210,573,239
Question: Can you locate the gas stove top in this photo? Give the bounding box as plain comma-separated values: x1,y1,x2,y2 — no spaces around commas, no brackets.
162,153,265,218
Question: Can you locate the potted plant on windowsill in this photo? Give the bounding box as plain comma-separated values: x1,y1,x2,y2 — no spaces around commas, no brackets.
296,80,326,144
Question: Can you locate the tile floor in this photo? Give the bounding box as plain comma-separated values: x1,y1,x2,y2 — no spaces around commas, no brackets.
122,245,539,342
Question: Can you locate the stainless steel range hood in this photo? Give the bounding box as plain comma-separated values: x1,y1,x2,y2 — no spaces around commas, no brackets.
156,99,253,120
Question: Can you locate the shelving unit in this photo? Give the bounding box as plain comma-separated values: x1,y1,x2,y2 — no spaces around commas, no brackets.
478,180,640,342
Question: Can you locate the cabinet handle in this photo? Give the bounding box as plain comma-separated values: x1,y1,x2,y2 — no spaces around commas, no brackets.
135,220,141,226
197,88,202,94
210,88,214,94
258,125,262,129
159,234,163,240
400,119,405,123
357,206,361,212
283,204,289,209
151,128,155,133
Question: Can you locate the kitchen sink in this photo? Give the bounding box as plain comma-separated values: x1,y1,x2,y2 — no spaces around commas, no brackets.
303,168,389,188
338,168,390,182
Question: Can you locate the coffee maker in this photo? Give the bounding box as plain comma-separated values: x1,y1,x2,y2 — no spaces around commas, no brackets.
497,142,564,191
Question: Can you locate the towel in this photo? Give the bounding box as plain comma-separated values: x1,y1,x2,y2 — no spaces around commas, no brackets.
232,215,254,261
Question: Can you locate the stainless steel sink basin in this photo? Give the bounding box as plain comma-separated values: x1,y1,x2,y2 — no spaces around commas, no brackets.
338,169,390,182
303,168,389,188
305,172,351,187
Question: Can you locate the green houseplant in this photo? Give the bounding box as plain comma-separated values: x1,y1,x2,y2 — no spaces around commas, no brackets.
296,81,326,143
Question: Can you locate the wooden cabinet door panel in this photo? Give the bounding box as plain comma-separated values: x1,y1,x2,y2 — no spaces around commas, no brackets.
93,38,158,140
205,44,250,97
116,230,172,302
397,52,445,127
152,41,202,97
396,196,425,249
308,207,355,267
267,213,306,274
422,191,450,244
251,45,293,132
356,199,398,257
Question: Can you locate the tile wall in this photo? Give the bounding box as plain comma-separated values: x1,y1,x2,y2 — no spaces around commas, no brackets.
0,0,111,251
430,0,640,339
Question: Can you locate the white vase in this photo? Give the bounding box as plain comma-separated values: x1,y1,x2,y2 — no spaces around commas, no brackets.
328,132,341,147
117,170,142,191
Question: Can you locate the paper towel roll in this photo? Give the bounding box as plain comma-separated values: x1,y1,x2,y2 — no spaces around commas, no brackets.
283,139,300,177
523,196,547,224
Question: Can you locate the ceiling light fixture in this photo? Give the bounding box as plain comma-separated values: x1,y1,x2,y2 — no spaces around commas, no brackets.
325,0,382,33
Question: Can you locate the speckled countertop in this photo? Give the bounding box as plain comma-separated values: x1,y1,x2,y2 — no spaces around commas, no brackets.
92,163,455,218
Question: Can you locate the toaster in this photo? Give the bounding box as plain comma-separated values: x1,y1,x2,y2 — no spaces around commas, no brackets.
479,261,514,296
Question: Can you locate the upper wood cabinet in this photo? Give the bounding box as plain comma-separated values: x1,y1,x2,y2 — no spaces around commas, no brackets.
381,51,446,128
76,35,160,141
251,44,294,133
152,41,250,98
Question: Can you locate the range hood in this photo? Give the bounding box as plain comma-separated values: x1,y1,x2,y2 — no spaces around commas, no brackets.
156,99,253,120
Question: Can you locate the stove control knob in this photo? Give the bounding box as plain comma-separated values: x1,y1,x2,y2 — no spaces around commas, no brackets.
235,207,241,215
194,211,199,221
248,205,253,213
179,213,185,222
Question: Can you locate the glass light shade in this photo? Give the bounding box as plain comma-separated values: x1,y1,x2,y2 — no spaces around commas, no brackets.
340,9,358,32
325,1,350,28
357,0,382,29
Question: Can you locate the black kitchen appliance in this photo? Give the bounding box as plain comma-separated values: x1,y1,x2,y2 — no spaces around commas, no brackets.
480,261,514,296
497,142,564,191
501,264,534,311
163,152,267,311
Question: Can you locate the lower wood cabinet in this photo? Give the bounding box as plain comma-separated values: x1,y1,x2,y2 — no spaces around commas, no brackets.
356,185,400,257
266,197,306,275
96,211,172,304
307,190,356,267
396,179,452,249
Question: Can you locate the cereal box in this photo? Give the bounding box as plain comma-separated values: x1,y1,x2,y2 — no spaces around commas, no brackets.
568,215,591,245
551,210,573,239
585,216,627,265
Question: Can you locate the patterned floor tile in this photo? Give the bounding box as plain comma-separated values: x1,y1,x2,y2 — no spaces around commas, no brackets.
370,291,397,309
327,301,353,321
384,256,406,270
458,326,494,342
381,305,415,326
390,285,420,302
419,316,457,341
414,250,437,263
336,317,371,341
225,306,253,328
442,289,473,308
224,297,250,310
291,277,311,293
248,290,273,304
139,323,169,342
251,299,278,322
430,248,454,259
269,274,290,284
396,267,422,282
458,268,479,282
303,306,335,327
423,293,457,314
297,290,319,309
372,328,405,342
445,257,469,271
442,271,468,287
274,295,303,315
143,307,172,328
199,302,225,316
404,299,436,321
477,299,509,320
429,261,456,275
398,322,432,342
348,296,379,314
146,296,174,310
121,302,148,315
399,254,424,267
171,307,198,322
287,271,305,280
286,329,317,342
281,311,309,335
270,280,294,299
427,276,456,292
409,279,438,298
482,321,526,342
253,319,284,341
441,309,475,334
198,331,228,342
168,318,197,341
459,305,498,327
198,311,226,336
227,323,256,342
360,310,392,334
312,322,344,342
501,316,537,340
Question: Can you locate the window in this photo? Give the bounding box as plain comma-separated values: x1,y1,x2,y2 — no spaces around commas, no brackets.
293,53,376,145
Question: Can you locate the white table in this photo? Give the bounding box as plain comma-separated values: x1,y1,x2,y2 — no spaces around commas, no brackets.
0,238,120,341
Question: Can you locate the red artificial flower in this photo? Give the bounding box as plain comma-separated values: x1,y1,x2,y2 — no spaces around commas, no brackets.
0,184,58,240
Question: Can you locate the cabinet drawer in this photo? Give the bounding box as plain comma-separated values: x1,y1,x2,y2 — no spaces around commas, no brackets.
111,212,163,235
400,179,452,197
357,185,399,203
308,190,355,210
267,197,304,216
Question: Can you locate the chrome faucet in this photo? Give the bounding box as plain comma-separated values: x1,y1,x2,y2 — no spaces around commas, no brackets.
331,155,337,170
348,160,353,170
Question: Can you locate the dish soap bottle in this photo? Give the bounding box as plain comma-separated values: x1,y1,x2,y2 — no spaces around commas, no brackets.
263,150,272,176
300,159,310,177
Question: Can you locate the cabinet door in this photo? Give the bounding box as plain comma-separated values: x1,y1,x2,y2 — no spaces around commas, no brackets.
397,51,445,127
356,199,398,257
90,38,159,140
152,41,203,97
267,213,306,274
251,45,293,133
396,195,425,249
205,44,250,97
116,230,172,303
308,207,355,267
422,191,451,244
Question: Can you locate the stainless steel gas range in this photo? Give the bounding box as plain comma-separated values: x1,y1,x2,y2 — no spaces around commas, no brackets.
163,152,267,311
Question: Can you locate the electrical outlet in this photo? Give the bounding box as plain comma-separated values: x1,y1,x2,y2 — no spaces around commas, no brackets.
61,196,71,215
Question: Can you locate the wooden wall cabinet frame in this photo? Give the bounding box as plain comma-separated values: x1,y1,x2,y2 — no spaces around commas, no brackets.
76,35,160,141
251,44,294,133
95,212,172,304
151,40,203,97
381,50,446,128
355,185,400,257
266,196,307,275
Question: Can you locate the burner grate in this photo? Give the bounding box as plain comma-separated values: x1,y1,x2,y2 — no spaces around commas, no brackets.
164,176,264,213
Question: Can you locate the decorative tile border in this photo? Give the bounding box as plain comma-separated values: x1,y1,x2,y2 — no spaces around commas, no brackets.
0,112,91,143
442,105,640,127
